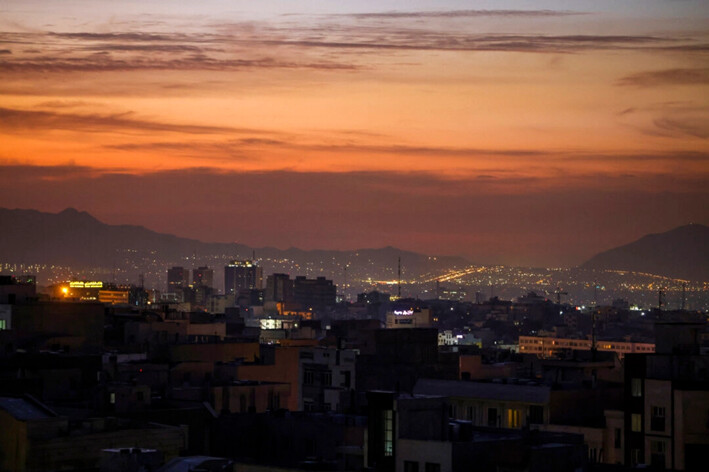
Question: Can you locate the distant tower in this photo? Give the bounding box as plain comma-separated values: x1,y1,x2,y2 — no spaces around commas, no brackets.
193,266,214,288
167,266,188,294
555,287,567,305
343,264,348,302
224,260,262,295
681,283,687,310
265,273,293,303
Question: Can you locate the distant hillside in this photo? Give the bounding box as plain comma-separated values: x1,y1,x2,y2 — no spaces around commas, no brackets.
0,208,468,285
581,224,709,281
0,207,248,267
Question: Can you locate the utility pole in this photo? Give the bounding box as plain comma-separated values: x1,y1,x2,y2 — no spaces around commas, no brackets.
397,257,401,299
343,265,348,302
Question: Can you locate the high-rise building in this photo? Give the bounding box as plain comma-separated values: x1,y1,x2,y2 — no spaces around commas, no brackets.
293,276,336,311
192,266,214,288
265,273,294,303
166,266,188,295
224,260,262,295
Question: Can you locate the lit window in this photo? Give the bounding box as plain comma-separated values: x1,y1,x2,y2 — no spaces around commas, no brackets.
0,320,5,330
631,413,642,432
631,378,642,397
383,410,394,456
507,409,521,428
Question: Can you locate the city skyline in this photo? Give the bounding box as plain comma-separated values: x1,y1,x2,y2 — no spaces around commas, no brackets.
1,1,708,266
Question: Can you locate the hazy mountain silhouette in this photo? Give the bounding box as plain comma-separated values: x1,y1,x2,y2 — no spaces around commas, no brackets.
0,207,249,267
581,224,709,281
0,208,467,280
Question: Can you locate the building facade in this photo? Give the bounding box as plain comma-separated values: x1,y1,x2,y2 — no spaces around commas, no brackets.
224,260,262,296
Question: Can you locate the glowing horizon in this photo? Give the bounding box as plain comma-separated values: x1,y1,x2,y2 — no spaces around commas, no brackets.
1,1,707,266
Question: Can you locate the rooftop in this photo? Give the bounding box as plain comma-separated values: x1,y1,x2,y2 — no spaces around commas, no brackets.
0,396,58,421
414,378,551,404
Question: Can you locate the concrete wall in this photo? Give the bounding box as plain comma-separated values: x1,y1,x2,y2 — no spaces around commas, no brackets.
396,439,452,472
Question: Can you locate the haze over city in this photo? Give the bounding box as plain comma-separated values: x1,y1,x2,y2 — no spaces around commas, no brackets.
2,3,709,472
1,0,707,267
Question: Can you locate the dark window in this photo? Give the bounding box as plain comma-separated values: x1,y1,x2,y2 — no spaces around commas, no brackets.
488,408,498,427
304,370,314,385
425,463,440,472
342,371,351,388
404,461,419,472
650,441,666,468
529,405,544,424
322,371,332,386
614,428,622,449
651,406,666,432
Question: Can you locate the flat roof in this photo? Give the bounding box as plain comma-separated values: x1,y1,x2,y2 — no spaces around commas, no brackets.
414,378,551,404
0,397,57,421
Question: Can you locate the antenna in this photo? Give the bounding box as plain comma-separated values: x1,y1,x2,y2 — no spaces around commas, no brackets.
252,250,255,261
397,256,401,299
139,273,144,289
556,286,568,305
344,264,348,302
591,308,597,361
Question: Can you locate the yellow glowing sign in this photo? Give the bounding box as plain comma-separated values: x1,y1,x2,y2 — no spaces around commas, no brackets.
69,281,103,288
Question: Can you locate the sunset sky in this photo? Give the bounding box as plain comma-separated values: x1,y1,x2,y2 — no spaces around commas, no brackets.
1,1,707,266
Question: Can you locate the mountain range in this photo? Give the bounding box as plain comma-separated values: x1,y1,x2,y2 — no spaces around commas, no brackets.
581,223,709,282
0,208,467,285
0,208,707,283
